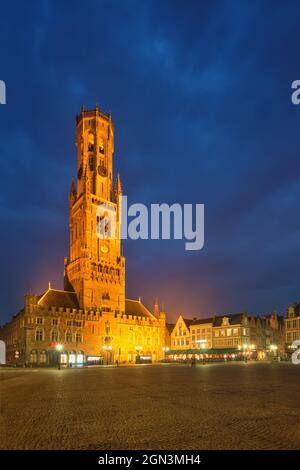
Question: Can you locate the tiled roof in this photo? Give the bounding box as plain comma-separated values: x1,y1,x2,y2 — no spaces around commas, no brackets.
38,289,80,309
125,299,155,318
37,291,155,318
166,323,175,334
183,318,194,328
190,318,213,326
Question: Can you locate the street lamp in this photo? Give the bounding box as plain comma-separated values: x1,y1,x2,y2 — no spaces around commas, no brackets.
242,343,248,362
270,344,278,361
135,345,142,364
56,343,63,369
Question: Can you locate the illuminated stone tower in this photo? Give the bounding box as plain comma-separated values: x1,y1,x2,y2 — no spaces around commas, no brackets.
64,104,125,312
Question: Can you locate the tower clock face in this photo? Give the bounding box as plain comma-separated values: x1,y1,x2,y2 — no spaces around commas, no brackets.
98,164,107,177
101,243,109,254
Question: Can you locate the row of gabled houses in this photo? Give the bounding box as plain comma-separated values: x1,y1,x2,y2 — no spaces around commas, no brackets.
164,302,300,361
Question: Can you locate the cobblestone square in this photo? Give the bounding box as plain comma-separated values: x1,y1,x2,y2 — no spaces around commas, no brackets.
1,362,299,450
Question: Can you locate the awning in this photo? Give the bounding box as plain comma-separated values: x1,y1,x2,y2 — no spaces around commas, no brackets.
166,348,240,355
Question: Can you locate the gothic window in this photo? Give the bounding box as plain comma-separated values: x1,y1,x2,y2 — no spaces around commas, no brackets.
105,321,111,335
89,155,94,171
99,138,105,154
65,330,72,343
51,330,58,342
75,331,82,343
36,317,43,324
88,133,94,151
35,327,44,341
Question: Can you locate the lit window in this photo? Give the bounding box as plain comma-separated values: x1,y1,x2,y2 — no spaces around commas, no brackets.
39,351,47,364
66,330,72,343
75,331,82,343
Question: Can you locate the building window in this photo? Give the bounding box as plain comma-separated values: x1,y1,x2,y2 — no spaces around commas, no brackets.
75,331,82,343
51,330,58,342
52,319,58,326
66,330,72,343
36,317,43,325
35,327,44,341
39,351,47,364
30,351,37,363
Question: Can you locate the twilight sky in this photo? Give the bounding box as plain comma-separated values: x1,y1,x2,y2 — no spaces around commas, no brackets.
0,0,299,323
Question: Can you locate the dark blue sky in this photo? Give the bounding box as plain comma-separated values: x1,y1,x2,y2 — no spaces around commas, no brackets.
0,0,299,323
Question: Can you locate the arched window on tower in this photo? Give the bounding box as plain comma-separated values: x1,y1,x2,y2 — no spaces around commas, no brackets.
99,138,105,154
88,132,94,151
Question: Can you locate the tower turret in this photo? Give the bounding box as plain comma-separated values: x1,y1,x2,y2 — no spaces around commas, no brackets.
64,105,125,312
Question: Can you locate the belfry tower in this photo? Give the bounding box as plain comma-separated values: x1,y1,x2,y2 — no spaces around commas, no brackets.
64,105,125,312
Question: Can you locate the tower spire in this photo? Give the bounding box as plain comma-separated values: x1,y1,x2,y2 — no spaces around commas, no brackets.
115,173,122,196
69,176,77,205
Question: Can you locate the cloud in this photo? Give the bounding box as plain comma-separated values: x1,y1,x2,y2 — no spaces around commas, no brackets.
0,0,299,322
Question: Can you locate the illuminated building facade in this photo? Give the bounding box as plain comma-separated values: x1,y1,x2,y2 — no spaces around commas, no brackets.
0,106,166,366
285,302,300,346
168,312,284,361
